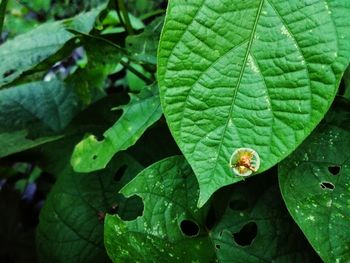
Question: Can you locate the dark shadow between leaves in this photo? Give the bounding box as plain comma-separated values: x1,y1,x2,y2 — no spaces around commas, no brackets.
180,219,200,237
229,199,249,211
114,165,128,181
233,222,257,247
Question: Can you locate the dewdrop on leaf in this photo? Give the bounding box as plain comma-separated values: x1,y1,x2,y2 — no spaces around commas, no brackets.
230,148,260,177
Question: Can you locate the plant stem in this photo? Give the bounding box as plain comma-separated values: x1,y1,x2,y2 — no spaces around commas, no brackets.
0,0,9,37
69,30,153,84
117,0,134,35
119,60,153,84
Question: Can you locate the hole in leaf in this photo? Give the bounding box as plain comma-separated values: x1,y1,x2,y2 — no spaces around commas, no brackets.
180,220,200,237
114,165,127,181
118,195,144,221
233,222,257,247
92,155,97,160
229,199,249,211
328,166,341,176
215,244,221,249
3,69,15,78
320,181,335,190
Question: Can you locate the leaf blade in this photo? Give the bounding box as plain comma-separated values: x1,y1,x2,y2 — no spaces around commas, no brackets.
158,0,350,206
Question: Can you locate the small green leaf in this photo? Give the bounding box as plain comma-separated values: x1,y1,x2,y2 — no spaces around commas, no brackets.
71,84,162,173
279,107,350,262
126,16,164,64
0,80,79,157
36,154,143,263
158,0,350,206
104,156,316,262
0,6,105,88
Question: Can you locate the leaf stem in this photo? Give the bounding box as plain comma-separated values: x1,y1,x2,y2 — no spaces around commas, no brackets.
0,0,9,37
117,0,134,35
120,60,153,85
69,30,153,84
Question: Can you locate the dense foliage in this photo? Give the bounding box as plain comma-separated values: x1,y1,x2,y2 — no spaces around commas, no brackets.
0,0,350,262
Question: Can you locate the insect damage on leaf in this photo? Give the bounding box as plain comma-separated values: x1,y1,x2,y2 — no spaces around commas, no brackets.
230,148,260,177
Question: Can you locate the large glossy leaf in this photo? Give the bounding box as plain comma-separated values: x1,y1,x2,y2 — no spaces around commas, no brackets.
71,84,162,173
104,156,317,262
36,154,143,263
0,6,105,88
279,107,350,263
0,80,79,158
158,0,350,206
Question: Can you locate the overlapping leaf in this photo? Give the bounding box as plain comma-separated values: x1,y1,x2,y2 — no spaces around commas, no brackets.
104,156,316,262
0,5,105,87
158,0,350,206
0,80,79,158
279,106,350,263
71,84,162,173
36,154,143,263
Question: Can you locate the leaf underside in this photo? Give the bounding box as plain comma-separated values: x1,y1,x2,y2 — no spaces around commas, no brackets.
158,0,350,206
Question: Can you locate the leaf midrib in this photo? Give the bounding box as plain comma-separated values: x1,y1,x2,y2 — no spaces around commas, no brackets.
209,0,265,184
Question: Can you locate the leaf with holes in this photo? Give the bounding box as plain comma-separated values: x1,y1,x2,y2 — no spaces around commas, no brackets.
37,154,143,263
211,180,317,262
0,80,80,158
104,156,214,263
104,156,316,262
158,0,350,206
0,5,105,88
279,107,350,263
71,84,162,173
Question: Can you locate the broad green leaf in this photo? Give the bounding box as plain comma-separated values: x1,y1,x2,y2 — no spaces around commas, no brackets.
279,107,350,263
104,156,214,263
126,16,164,64
0,6,105,87
158,0,350,206
104,156,317,262
0,80,79,157
36,154,143,263
71,84,162,173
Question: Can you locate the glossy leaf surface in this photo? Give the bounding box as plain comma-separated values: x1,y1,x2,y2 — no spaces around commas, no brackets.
158,0,350,206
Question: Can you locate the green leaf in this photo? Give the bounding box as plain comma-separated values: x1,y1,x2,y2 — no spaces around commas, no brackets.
104,156,214,263
0,6,105,88
126,16,164,64
104,156,317,262
279,107,350,263
71,84,162,173
67,38,123,105
0,80,80,158
158,0,350,206
36,154,143,263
